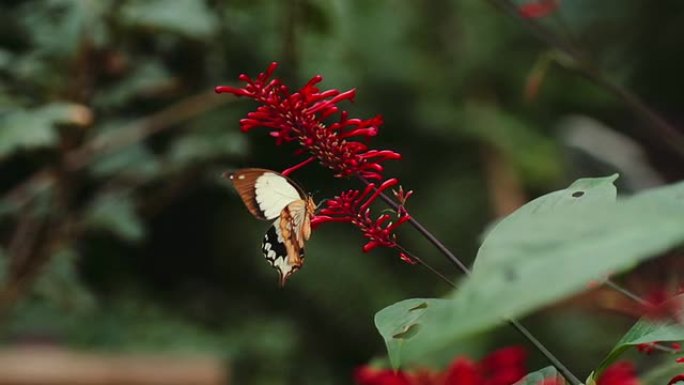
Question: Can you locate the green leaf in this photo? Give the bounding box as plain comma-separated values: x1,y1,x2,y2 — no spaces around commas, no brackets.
84,193,144,242
0,103,89,159
376,179,684,367
593,294,684,378
514,366,565,385
473,174,618,272
120,0,219,39
374,298,453,369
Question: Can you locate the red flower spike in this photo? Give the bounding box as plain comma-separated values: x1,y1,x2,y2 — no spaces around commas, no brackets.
677,357,684,363
314,179,411,255
215,63,400,179
673,343,682,352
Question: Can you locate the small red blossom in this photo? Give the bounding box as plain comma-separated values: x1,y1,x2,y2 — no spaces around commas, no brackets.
312,178,411,254
636,342,656,355
598,362,639,385
518,0,560,19
215,63,401,179
676,356,684,363
673,343,682,352
480,346,527,385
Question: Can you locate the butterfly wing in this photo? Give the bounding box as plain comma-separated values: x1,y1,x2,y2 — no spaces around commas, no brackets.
262,219,304,286
226,168,304,220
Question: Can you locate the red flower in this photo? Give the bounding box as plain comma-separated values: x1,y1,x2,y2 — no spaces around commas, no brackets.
312,178,411,254
598,362,639,385
215,63,401,179
636,342,656,355
442,358,484,385
669,374,684,385
355,346,526,385
480,346,527,385
355,367,413,385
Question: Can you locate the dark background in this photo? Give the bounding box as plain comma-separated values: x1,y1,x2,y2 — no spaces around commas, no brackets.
0,1,682,384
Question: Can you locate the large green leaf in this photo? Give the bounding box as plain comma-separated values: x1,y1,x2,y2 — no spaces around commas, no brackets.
473,175,618,272
376,179,684,367
593,294,684,378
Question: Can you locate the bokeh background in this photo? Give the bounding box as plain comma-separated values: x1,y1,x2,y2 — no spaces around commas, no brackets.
0,0,683,384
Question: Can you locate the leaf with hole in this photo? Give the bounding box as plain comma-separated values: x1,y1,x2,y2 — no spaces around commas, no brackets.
374,298,451,369
376,178,684,367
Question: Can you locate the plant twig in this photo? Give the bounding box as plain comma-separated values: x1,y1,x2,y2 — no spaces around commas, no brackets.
484,0,684,158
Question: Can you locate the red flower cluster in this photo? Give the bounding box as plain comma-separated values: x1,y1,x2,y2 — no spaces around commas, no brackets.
354,347,527,385
354,348,642,385
217,63,412,257
312,178,411,253
215,62,401,180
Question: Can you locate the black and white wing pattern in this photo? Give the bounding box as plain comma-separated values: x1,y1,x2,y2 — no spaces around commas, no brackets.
262,220,304,287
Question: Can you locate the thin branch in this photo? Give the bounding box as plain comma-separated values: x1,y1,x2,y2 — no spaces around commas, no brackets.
396,247,457,287
604,279,649,306
484,0,684,157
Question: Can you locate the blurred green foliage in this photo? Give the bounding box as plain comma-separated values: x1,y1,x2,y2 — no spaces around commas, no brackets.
0,1,683,385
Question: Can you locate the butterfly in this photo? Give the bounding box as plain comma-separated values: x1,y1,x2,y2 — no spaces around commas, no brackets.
225,168,316,286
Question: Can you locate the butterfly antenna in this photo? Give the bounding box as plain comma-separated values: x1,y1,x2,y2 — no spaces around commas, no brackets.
315,198,328,210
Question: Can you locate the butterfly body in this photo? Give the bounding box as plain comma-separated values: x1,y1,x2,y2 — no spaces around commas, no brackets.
226,168,315,286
